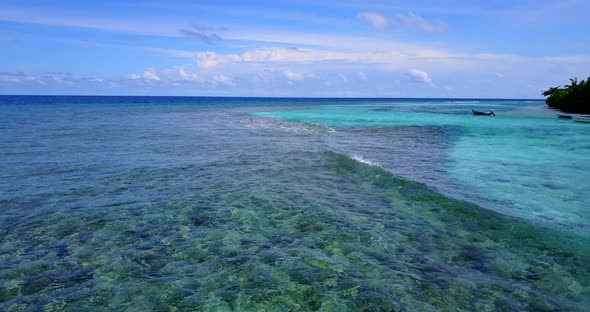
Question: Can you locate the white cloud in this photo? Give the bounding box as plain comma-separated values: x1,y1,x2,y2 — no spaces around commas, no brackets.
495,72,504,78
283,70,305,81
142,68,160,81
0,6,444,53
51,76,74,85
152,48,197,58
408,69,433,86
357,12,391,31
121,65,237,88
0,72,27,83
359,71,368,81
125,68,160,81
178,66,200,81
213,75,233,85
242,47,315,63
398,13,447,33
357,11,447,33
0,8,413,51
196,52,220,69
190,51,242,69
156,46,467,70
137,48,590,95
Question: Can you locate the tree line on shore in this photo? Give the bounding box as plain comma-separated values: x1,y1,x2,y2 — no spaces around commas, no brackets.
542,77,590,114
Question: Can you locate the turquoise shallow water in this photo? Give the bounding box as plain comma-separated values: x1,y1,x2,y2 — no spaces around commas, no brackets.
256,101,590,236
0,96,589,311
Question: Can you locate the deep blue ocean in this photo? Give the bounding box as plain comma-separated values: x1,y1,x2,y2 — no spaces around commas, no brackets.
1,95,588,311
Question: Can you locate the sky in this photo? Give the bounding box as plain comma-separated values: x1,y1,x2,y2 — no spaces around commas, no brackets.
1,0,589,98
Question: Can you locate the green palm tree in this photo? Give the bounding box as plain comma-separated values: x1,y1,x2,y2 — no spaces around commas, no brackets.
542,77,590,113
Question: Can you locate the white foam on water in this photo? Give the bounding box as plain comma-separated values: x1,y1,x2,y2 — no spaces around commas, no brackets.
350,154,380,167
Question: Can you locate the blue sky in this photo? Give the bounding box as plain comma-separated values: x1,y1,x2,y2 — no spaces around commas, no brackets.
1,0,589,98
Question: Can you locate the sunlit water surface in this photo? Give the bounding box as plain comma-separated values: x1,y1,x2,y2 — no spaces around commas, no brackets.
1,96,588,311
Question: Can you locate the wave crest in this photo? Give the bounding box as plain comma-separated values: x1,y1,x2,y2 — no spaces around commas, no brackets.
350,154,380,167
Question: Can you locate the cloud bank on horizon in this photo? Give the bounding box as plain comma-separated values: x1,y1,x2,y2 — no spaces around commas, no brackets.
1,0,589,98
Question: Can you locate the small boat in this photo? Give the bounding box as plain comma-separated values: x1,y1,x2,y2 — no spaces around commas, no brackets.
556,113,573,119
472,110,495,116
573,115,590,123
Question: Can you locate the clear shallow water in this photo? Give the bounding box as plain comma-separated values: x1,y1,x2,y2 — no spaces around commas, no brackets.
0,96,589,311
256,101,590,236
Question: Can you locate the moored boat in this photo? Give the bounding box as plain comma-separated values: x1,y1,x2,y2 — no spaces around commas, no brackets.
556,113,573,119
472,110,495,116
573,115,590,123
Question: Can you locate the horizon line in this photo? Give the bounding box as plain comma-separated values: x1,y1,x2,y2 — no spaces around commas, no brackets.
0,94,546,101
